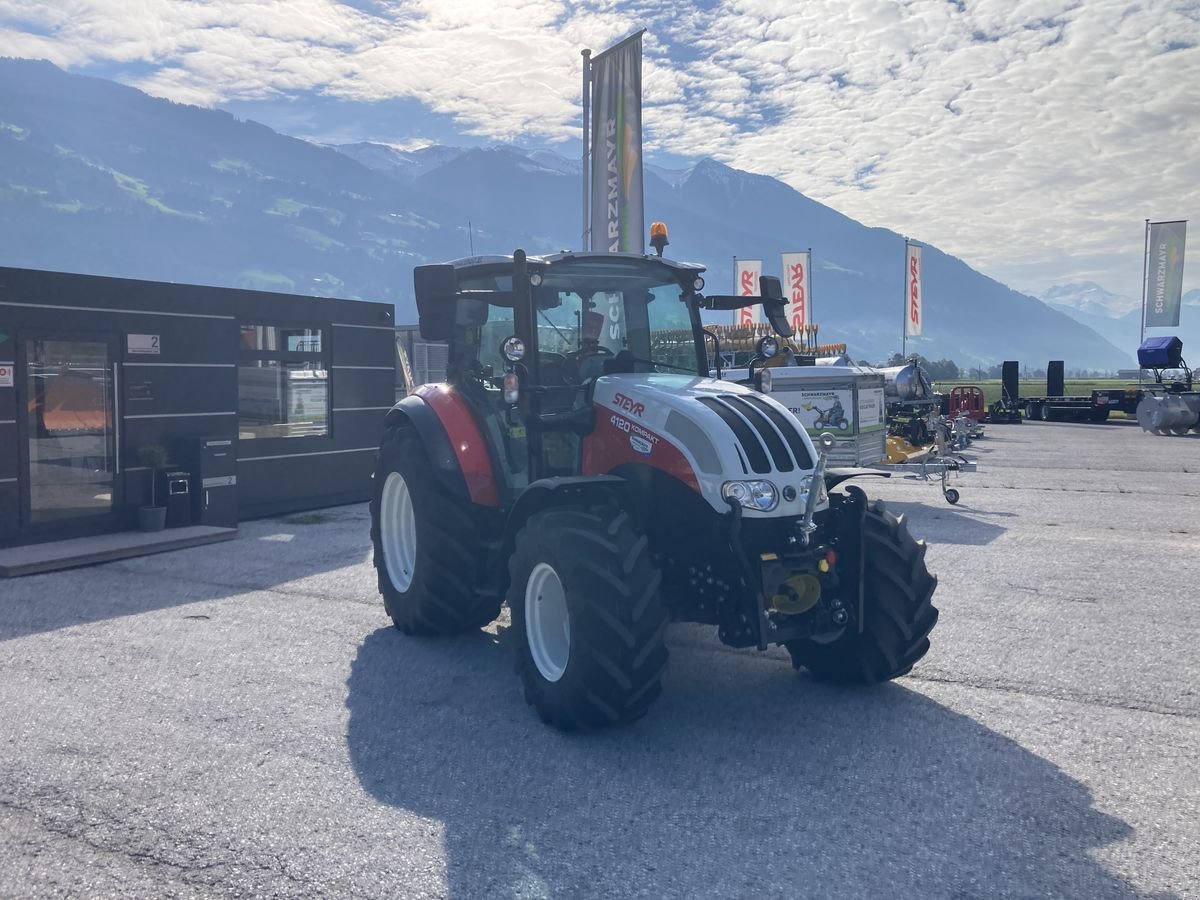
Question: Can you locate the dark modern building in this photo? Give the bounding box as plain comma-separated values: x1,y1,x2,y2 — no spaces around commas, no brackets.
0,266,396,549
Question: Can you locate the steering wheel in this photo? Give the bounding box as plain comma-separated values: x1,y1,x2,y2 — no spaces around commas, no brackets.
568,343,615,381
567,342,614,359
537,351,577,385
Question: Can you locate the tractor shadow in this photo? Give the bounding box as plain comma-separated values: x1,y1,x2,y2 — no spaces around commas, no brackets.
346,626,1142,899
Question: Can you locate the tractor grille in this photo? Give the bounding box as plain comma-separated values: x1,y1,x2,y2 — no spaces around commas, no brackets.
696,395,813,474
741,395,813,470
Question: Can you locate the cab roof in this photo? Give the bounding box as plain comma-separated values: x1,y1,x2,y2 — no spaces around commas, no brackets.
434,251,706,275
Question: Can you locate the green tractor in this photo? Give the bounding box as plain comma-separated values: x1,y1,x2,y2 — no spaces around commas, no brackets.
371,248,938,730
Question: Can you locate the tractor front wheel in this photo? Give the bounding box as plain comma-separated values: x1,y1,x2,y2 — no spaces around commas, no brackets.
787,495,938,683
508,507,668,730
370,425,500,635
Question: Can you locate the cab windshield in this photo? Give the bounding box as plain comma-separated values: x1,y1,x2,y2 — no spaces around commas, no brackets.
457,257,701,379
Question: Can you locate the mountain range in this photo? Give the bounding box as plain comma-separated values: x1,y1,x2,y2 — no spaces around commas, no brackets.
1040,282,1200,366
0,56,1160,371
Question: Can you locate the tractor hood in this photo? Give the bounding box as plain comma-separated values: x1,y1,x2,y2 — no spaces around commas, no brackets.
589,373,824,517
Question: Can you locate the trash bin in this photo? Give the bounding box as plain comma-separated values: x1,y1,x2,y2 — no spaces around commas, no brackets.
162,470,192,528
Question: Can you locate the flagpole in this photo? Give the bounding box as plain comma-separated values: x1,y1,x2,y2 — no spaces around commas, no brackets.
1139,218,1150,350
902,238,908,359
807,246,814,335
732,256,738,327
581,49,591,252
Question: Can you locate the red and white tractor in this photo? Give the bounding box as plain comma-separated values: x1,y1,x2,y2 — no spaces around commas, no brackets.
371,246,938,730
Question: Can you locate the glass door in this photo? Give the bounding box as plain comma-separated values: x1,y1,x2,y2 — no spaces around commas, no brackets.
23,337,117,531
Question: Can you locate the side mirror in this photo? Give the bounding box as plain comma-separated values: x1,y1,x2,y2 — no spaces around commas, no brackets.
759,275,794,338
413,264,457,341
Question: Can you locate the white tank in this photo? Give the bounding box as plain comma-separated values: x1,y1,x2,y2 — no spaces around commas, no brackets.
874,364,934,401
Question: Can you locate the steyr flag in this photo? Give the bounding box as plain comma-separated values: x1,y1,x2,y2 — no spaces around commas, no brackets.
1145,221,1187,328
735,259,763,326
589,33,644,254
781,251,810,334
905,242,923,337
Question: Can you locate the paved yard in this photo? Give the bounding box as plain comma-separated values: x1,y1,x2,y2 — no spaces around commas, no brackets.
1,419,1198,898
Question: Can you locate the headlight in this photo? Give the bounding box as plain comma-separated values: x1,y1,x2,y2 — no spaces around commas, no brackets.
758,367,773,394
757,336,778,359
693,276,705,291
500,335,526,362
528,272,543,287
722,480,779,512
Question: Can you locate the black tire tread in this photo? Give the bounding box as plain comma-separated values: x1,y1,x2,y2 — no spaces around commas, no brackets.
370,425,500,635
787,498,938,684
508,506,668,731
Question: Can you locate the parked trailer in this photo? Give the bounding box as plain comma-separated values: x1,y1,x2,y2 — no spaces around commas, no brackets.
1019,360,1143,423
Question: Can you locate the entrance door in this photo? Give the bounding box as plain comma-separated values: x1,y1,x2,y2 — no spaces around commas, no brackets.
20,336,118,537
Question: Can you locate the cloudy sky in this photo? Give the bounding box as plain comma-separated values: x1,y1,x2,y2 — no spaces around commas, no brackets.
2,0,1198,305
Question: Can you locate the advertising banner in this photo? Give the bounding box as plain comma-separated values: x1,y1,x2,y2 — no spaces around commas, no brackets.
778,387,885,437
905,242,923,337
1145,220,1187,328
589,34,644,254
781,251,810,334
735,258,762,327
781,389,854,434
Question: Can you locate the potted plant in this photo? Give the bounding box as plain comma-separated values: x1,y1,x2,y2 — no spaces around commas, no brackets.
137,445,169,531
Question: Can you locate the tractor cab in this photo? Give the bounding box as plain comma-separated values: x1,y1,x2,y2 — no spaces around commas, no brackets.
412,250,790,496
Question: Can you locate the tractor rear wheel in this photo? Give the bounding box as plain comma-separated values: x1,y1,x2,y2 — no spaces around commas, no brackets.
787,495,938,683
508,506,668,730
370,425,500,635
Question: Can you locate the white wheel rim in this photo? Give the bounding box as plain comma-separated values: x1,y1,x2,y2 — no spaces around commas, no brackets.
381,471,417,592
525,562,570,683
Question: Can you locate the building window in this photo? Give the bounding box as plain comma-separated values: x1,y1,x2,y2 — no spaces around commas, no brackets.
238,324,328,439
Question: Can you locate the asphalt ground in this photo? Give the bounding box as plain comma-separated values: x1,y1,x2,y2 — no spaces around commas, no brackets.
1,418,1198,899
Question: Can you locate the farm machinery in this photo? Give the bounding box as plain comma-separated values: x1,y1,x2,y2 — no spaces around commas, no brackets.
1135,336,1200,435
371,245,939,730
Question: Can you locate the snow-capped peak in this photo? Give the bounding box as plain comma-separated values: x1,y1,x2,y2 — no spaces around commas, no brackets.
1041,282,1140,319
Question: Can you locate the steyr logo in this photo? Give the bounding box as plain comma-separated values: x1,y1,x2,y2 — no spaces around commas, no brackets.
613,393,645,416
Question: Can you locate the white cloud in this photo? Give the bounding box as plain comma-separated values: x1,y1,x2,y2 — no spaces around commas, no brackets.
0,0,1197,298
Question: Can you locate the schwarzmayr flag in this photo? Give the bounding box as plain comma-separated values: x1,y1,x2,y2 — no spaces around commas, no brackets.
1145,220,1187,328
589,33,644,253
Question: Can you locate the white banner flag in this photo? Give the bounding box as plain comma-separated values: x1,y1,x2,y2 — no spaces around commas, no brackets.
781,251,810,335
905,243,923,337
735,258,762,326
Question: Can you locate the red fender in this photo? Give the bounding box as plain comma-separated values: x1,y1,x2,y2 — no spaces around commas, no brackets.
415,384,500,507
